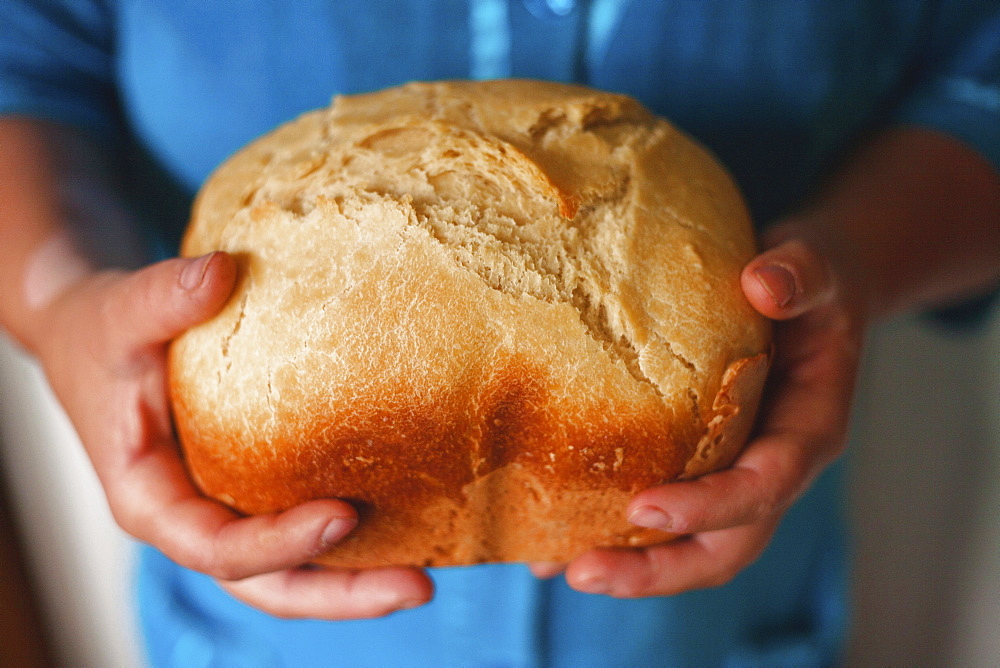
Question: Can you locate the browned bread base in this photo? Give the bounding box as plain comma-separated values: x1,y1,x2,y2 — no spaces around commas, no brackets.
169,80,771,567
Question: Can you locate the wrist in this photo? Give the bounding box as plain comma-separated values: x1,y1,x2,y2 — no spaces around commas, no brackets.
16,231,97,357
23,232,93,311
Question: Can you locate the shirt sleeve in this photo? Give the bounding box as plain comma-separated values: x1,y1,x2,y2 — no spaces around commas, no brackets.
891,2,1000,326
0,0,119,137
893,1,1000,169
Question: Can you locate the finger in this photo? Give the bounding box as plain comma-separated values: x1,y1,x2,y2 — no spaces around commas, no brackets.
625,315,855,537
528,561,567,579
106,251,237,352
220,565,434,620
566,519,778,598
108,440,360,581
760,303,862,445
741,239,835,320
625,433,820,536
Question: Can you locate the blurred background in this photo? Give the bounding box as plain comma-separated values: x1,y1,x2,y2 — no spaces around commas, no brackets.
1,308,998,666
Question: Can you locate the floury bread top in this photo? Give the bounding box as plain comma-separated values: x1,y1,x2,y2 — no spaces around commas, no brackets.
168,80,771,567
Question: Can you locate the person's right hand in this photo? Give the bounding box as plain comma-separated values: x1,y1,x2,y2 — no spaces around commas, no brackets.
31,250,434,619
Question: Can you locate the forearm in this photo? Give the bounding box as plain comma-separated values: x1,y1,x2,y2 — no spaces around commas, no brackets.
773,126,1000,323
0,117,145,353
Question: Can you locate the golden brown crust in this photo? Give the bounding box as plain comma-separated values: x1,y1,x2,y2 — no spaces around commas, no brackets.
168,80,771,567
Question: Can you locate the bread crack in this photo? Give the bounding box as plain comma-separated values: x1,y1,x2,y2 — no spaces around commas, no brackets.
661,337,698,375
265,371,275,415
255,92,685,399
527,100,651,143
567,281,678,399
527,108,568,141
405,187,678,397
220,293,249,373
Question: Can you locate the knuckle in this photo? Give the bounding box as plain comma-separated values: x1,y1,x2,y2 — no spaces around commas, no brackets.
612,554,665,598
151,519,249,580
107,498,241,579
763,453,812,515
213,564,250,582
195,534,252,581
747,495,776,525
106,496,144,540
738,470,782,524
673,505,703,533
769,471,802,512
194,548,243,581
104,481,155,542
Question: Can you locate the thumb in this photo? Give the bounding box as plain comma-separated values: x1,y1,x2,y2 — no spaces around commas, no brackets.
741,239,836,321
109,251,237,351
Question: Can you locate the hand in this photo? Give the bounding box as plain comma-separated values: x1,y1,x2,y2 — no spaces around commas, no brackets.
536,231,864,596
33,251,433,618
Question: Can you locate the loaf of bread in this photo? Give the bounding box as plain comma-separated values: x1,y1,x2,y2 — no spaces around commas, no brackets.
168,80,771,568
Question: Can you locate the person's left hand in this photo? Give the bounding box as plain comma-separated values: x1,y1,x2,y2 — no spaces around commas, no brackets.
532,230,863,596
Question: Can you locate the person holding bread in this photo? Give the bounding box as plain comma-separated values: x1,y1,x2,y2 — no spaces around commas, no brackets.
1,2,998,666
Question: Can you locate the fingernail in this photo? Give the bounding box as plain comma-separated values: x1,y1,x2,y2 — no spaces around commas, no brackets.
319,515,358,549
754,264,796,308
180,253,215,290
628,505,673,531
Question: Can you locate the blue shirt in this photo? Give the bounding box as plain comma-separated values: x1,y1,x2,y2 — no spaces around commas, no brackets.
3,2,999,666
